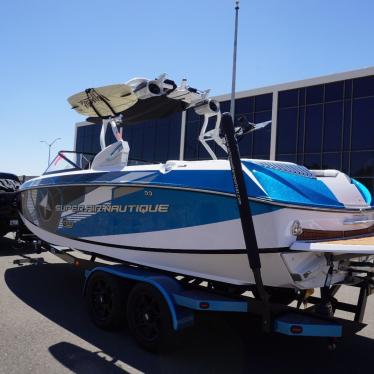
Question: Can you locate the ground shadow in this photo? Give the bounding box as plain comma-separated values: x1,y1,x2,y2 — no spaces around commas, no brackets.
49,342,133,374
4,258,374,373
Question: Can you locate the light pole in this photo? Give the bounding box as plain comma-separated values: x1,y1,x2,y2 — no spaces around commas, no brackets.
230,0,240,120
40,137,61,166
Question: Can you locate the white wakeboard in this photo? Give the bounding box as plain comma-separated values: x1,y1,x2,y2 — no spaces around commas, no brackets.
68,84,138,117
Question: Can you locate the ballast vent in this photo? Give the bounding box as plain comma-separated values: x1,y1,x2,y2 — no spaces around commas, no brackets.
251,160,315,178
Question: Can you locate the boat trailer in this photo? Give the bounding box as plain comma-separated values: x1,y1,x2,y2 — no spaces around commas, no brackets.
20,243,372,352
14,113,374,351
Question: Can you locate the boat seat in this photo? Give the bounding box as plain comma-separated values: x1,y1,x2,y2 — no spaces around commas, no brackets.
91,140,130,171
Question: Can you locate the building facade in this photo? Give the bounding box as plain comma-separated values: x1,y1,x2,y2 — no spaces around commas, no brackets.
75,67,374,193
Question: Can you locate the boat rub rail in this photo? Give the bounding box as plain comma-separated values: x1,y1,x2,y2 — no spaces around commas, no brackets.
298,224,374,241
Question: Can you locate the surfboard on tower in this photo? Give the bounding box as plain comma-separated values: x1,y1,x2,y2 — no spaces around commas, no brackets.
68,84,138,117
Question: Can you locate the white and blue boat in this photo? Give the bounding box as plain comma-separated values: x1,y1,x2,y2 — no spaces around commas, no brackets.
19,75,374,293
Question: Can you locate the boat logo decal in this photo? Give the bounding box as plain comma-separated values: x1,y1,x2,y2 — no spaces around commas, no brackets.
56,204,169,214
39,191,54,220
62,219,74,228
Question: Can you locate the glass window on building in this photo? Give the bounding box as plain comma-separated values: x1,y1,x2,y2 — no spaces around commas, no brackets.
75,126,86,153
253,110,272,159
306,84,324,105
325,81,344,102
323,101,343,152
351,96,374,151
353,76,374,98
276,75,374,194
75,112,181,163
278,89,298,109
322,152,341,170
304,153,321,170
304,104,323,154
276,107,298,155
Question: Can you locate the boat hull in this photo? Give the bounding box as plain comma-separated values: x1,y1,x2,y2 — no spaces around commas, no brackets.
19,181,373,289
20,216,295,286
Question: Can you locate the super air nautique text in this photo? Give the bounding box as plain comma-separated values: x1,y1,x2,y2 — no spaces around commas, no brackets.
56,204,170,214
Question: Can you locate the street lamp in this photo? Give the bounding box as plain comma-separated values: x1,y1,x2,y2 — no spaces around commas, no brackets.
40,137,61,166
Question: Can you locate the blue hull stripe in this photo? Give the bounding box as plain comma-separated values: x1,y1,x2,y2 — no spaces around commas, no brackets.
57,187,281,237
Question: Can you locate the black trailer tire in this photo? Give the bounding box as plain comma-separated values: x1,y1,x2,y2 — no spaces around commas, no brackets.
85,271,125,330
126,283,178,352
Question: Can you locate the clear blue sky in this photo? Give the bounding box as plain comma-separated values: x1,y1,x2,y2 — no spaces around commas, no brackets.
1,0,373,175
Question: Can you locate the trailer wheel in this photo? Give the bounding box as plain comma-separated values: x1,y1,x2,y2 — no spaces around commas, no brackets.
126,283,177,352
85,271,125,330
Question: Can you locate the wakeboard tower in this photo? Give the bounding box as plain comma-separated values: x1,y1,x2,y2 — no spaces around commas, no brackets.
18,74,374,301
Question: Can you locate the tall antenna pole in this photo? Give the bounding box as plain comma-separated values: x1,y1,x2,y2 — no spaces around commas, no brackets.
230,0,240,119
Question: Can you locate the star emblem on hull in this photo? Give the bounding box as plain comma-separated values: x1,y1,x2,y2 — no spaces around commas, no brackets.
38,190,54,221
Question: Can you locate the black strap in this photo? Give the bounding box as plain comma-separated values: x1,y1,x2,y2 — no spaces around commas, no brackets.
220,113,270,323
85,88,118,118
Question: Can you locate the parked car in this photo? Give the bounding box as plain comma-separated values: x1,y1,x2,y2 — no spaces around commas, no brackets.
0,172,20,237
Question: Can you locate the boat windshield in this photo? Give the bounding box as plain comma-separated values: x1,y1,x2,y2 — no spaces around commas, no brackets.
44,151,95,175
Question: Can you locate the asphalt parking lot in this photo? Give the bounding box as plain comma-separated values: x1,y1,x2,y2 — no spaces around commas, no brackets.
0,235,374,374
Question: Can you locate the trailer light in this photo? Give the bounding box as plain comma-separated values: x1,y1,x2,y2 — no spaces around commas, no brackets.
290,325,303,334
74,259,81,267
199,302,210,309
